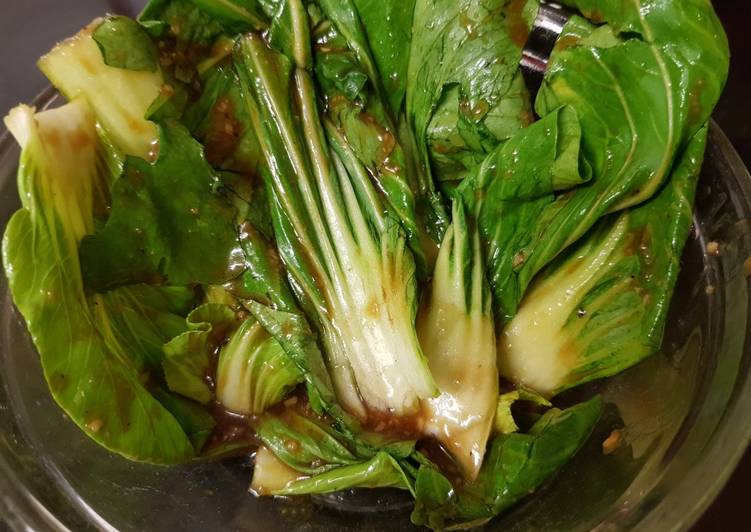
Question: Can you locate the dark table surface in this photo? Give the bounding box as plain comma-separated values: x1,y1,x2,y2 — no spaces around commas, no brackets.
0,1,748,530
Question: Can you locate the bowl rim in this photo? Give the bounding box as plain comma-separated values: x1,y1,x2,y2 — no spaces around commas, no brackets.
630,122,751,532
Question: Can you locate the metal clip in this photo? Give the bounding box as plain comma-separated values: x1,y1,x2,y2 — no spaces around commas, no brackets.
520,2,571,100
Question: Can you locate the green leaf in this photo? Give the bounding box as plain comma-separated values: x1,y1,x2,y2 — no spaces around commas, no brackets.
314,40,369,102
162,303,239,404
260,0,311,68
412,396,604,529
352,0,415,114
316,0,383,102
497,105,591,197
273,452,413,496
97,284,197,368
410,465,456,530
227,221,298,311
493,387,552,435
245,301,350,425
407,0,536,184
2,101,196,464
313,18,432,276
216,316,303,414
153,387,216,452
182,64,262,174
190,0,267,31
79,120,241,290
499,127,708,396
255,410,358,475
140,0,226,44
92,16,159,72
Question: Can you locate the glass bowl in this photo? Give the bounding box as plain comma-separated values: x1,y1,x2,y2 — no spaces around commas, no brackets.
1,89,750,532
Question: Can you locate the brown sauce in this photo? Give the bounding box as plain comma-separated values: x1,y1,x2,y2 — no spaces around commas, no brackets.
506,0,531,48
204,97,243,166
417,438,466,488
362,406,425,441
203,404,260,456
555,34,582,53
360,112,396,167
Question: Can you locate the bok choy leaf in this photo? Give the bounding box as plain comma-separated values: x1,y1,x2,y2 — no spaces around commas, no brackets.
311,11,433,274
412,396,603,529
407,0,537,184
2,101,199,463
79,121,241,291
92,16,159,72
162,303,238,404
234,22,436,420
272,452,413,496
417,201,498,480
351,0,415,115
499,126,708,396
216,316,303,414
465,0,728,322
255,409,359,475
38,21,163,159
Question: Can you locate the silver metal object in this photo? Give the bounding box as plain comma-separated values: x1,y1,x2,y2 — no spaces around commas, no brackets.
520,2,571,98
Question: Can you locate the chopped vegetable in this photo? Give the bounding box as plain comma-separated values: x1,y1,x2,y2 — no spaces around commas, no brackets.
418,201,498,479
38,21,162,158
498,127,707,396
2,101,198,463
234,27,436,420
216,317,303,415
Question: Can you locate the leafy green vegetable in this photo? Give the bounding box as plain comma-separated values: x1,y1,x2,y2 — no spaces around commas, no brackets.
246,301,346,420
38,22,163,158
311,14,368,102
79,120,241,290
499,127,708,396
189,0,267,31
315,0,383,102
489,105,591,198
2,1,731,524
92,16,159,72
152,387,216,452
227,223,297,310
2,101,197,463
138,0,265,89
311,11,433,275
417,201,498,480
181,65,262,173
235,27,436,419
139,0,226,44
412,396,604,529
407,0,536,184
255,409,358,474
259,0,311,68
216,316,303,414
162,303,238,404
494,387,551,435
98,284,196,368
272,452,413,496
352,0,415,114
467,0,728,322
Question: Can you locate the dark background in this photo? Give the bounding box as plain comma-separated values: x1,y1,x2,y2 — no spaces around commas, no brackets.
0,0,747,530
